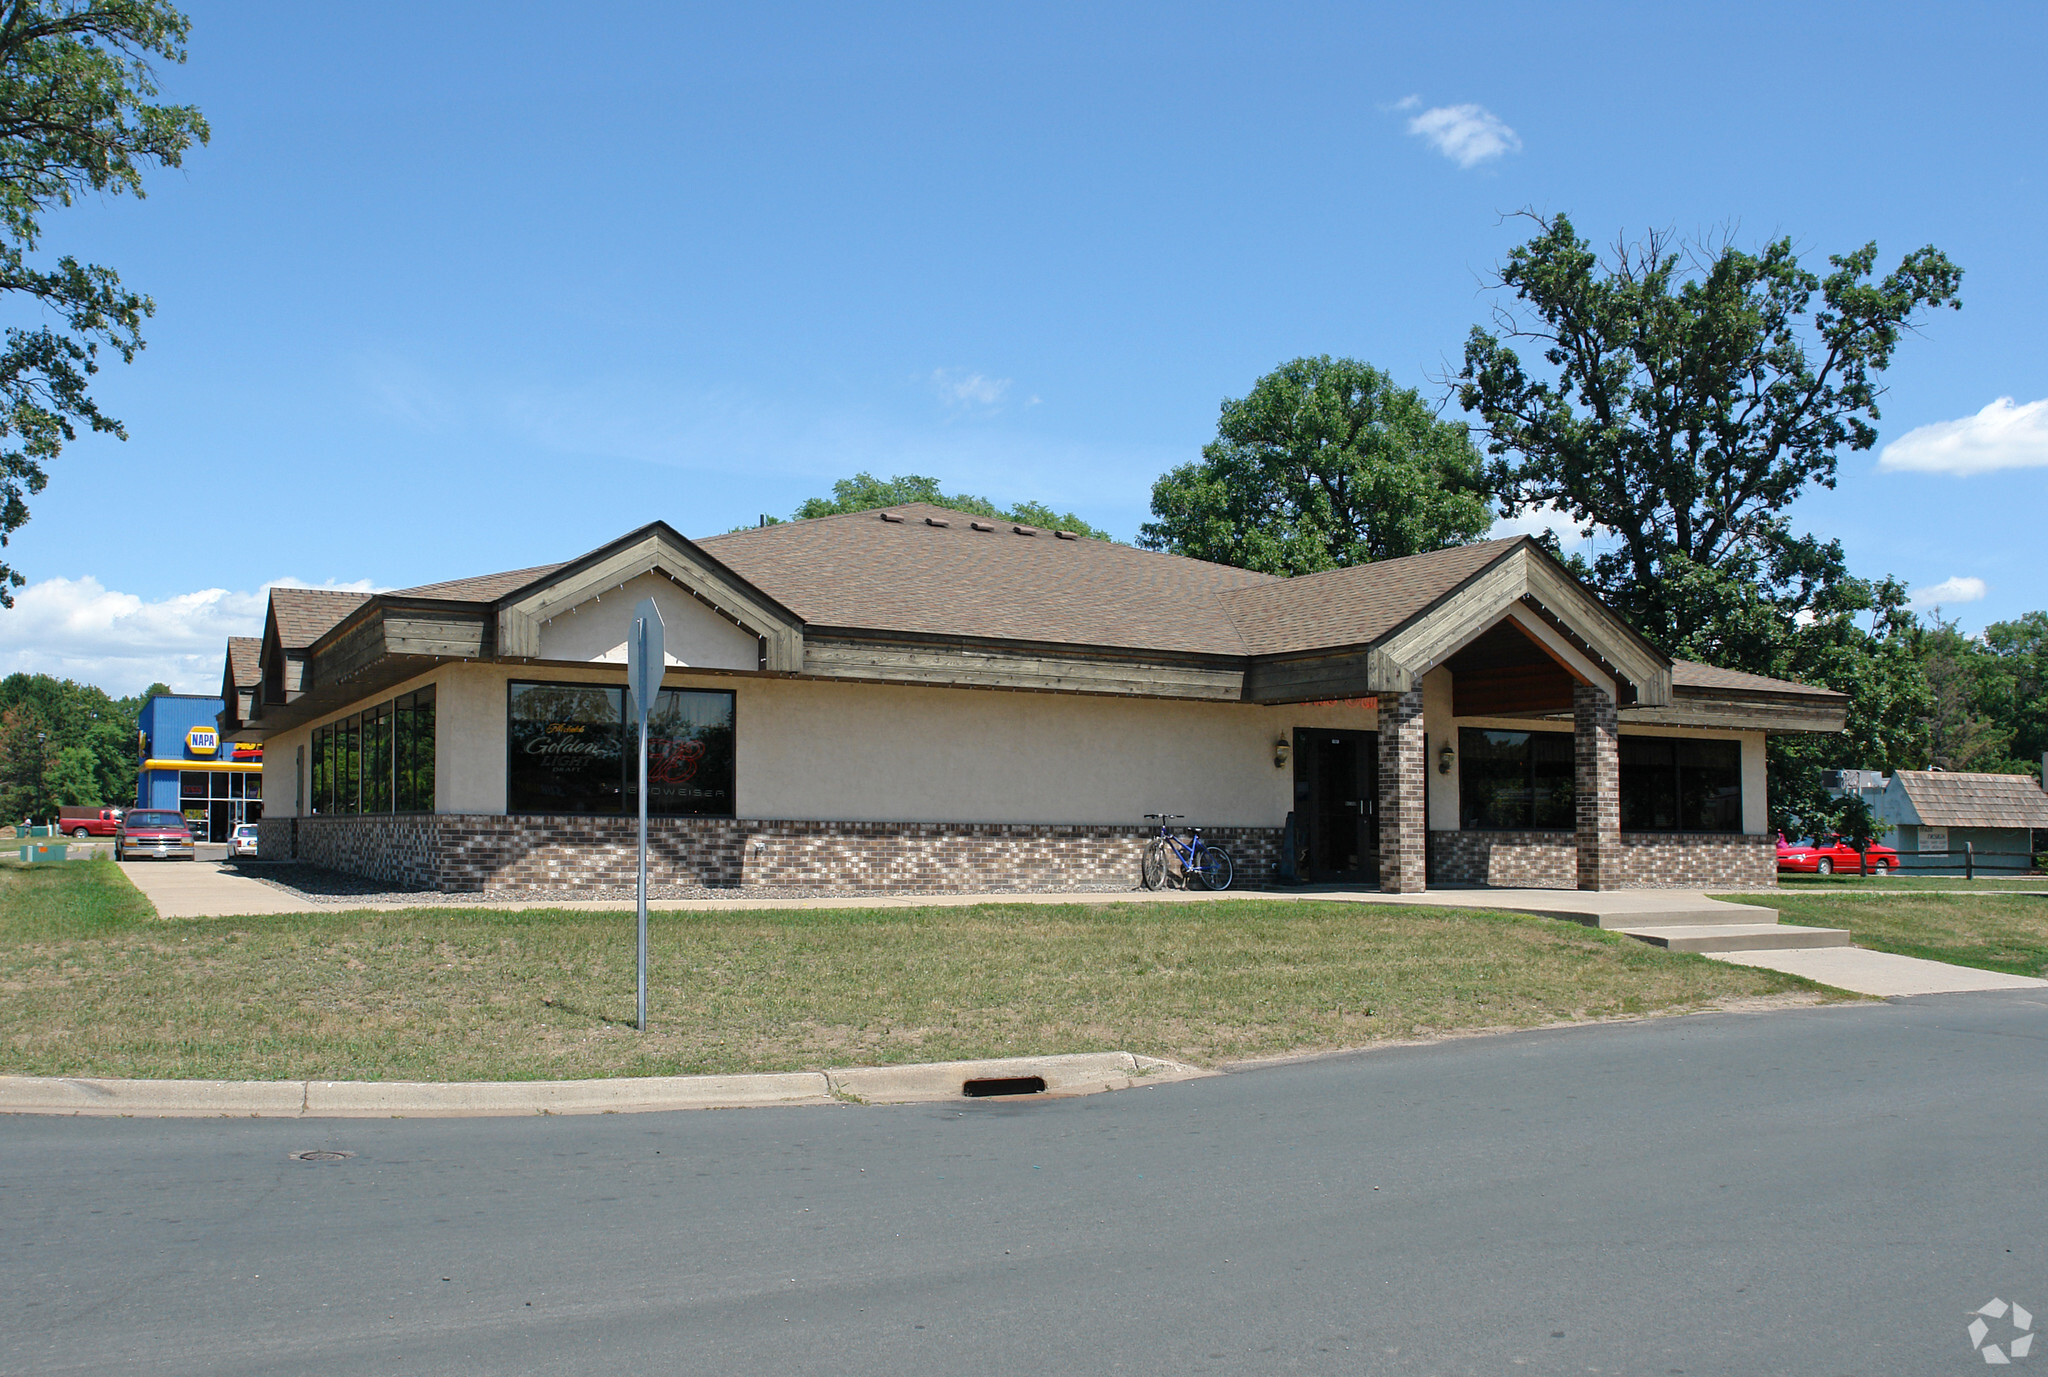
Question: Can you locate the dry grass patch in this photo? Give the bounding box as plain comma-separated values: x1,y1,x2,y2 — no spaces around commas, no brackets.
3,863,1840,1081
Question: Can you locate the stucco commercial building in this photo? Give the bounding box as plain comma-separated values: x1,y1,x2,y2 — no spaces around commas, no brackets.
221,506,1846,893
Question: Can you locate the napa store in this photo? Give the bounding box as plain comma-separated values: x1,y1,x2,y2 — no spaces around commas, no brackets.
136,693,263,841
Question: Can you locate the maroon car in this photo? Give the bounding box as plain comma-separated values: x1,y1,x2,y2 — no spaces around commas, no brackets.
114,809,197,863
1777,833,1900,876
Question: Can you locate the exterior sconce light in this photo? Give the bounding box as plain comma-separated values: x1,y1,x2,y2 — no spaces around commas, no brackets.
1274,736,1291,769
1438,739,1455,775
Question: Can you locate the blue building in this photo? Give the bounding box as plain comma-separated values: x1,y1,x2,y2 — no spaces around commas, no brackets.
137,694,264,841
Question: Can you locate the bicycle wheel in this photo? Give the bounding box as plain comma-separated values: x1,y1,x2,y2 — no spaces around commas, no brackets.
1193,847,1234,891
1140,838,1169,890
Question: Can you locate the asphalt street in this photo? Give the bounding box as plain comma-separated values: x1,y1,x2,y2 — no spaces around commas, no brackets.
6,992,2047,1376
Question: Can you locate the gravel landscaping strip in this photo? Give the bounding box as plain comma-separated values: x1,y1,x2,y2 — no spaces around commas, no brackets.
225,861,1146,906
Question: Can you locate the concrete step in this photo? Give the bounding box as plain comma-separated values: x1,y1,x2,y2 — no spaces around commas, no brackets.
1618,922,1852,953
1520,901,1780,929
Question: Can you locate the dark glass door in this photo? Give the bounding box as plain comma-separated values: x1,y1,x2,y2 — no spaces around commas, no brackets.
1293,729,1379,883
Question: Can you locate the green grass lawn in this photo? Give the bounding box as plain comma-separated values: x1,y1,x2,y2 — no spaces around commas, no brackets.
2,860,1842,1082
1725,891,2048,978
1775,874,2046,892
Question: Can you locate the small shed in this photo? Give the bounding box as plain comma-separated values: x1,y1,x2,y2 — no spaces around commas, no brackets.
1874,768,2048,874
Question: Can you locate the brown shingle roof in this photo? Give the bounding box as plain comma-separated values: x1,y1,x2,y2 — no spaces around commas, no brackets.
269,588,371,648
390,564,568,603
698,504,1277,656
225,636,261,688
1215,539,1523,656
1893,771,2048,829
1671,661,1847,700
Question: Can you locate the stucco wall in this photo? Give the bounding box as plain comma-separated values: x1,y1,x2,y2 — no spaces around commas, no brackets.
256,658,1767,840
534,570,758,670
266,660,1377,827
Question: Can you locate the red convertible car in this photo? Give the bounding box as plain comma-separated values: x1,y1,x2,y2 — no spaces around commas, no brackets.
1777,834,1901,876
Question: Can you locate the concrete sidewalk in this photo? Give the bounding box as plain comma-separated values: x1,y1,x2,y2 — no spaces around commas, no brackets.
1705,946,2048,997
0,1051,1211,1118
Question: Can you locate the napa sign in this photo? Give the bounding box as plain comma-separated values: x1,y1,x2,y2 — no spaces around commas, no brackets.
185,726,220,757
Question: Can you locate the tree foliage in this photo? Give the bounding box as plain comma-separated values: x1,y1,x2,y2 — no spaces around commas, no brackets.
0,671,148,819
1139,356,1492,575
1456,213,1966,832
1458,211,1961,649
0,1,207,602
778,472,1112,540
1909,611,2048,774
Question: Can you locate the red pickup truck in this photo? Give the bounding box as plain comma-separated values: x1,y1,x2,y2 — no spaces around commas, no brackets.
57,806,123,838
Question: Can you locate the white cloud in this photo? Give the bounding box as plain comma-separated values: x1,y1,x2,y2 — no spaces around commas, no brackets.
1907,575,1988,610
1878,396,2048,475
0,574,382,697
1404,101,1522,169
930,368,1013,410
1490,502,1601,550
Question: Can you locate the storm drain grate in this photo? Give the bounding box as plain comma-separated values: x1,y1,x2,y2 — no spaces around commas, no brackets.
961,1076,1047,1098
288,1150,355,1162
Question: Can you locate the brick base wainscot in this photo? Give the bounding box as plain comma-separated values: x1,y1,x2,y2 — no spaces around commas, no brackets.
1429,830,1776,890
259,816,1284,894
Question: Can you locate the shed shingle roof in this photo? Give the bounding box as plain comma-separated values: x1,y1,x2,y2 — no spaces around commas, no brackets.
269,588,371,648
1893,771,2048,830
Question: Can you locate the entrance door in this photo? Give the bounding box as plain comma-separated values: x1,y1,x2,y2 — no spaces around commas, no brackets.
1293,729,1379,883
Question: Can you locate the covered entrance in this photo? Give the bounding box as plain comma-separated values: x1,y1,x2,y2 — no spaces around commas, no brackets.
1293,728,1379,884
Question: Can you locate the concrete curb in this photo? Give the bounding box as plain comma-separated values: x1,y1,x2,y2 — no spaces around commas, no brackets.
0,1051,1213,1119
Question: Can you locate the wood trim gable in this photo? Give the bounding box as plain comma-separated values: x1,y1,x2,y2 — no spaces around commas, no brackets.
495,530,803,671
1242,545,1673,706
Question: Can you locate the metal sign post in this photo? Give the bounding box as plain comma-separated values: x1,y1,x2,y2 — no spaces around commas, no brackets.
625,597,665,1032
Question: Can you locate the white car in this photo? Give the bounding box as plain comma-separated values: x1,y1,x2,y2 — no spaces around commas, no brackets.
230,823,261,858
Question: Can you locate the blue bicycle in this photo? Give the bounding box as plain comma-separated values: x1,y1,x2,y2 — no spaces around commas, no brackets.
1140,813,1234,891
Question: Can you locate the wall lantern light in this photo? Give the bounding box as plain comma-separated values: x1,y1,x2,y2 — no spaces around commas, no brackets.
1438,739,1456,775
1274,736,1292,769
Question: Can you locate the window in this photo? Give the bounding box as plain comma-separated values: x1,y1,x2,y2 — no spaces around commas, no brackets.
508,680,735,816
180,771,210,800
1458,729,1574,830
1620,737,1741,833
306,685,438,817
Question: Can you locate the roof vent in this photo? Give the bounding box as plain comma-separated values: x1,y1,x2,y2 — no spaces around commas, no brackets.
1012,524,1038,537
1054,529,1077,540
970,520,994,532
925,516,950,528
878,511,905,523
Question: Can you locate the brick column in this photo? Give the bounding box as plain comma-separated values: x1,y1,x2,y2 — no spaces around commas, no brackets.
1574,682,1620,891
1378,687,1427,894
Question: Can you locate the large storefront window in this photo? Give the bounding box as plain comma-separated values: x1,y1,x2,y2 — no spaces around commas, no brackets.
507,681,735,816
1459,728,1574,830
309,685,437,815
1619,737,1742,832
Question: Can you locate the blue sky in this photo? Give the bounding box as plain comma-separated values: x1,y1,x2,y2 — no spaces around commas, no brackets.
5,1,2045,692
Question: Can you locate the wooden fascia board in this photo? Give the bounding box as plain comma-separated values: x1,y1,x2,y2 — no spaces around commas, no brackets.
1620,691,1846,734
496,532,803,670
236,654,443,738
302,601,490,697
798,630,1245,700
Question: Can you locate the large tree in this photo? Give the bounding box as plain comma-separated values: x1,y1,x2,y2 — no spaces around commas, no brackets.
0,670,146,819
776,472,1112,540
1139,356,1492,576
1457,212,1961,650
0,1,207,604
1456,214,1963,833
